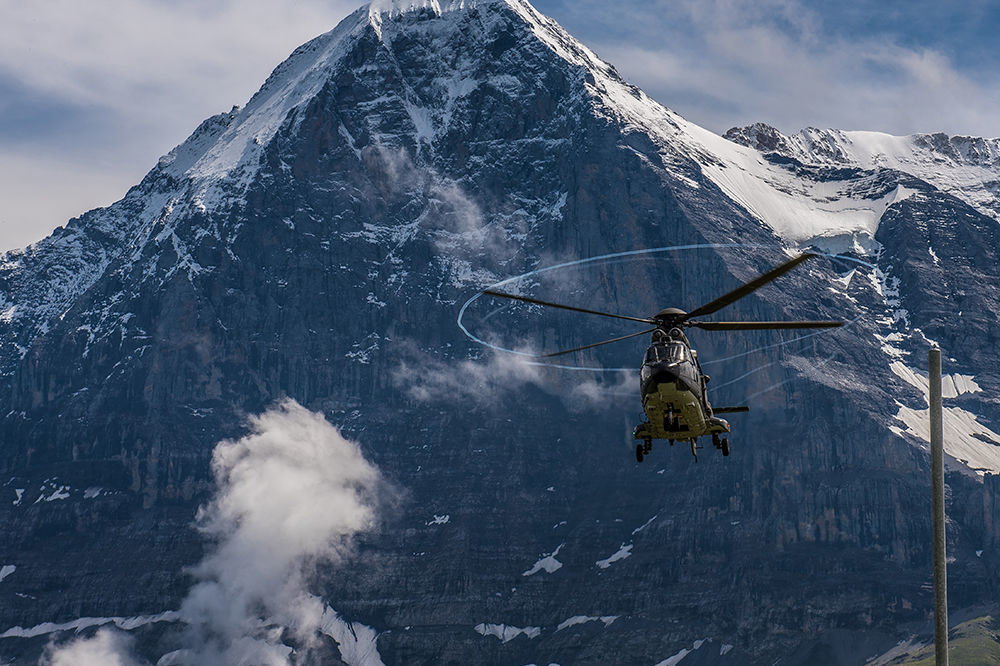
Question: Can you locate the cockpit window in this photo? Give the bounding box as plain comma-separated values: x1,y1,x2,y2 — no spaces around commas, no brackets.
644,342,688,363
666,342,688,362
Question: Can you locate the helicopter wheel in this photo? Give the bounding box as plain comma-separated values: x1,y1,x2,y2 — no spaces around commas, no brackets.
643,439,652,454
712,433,722,449
721,438,730,456
668,439,675,446
635,444,645,463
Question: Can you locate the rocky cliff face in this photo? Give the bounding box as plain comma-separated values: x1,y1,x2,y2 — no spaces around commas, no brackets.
2,1,1000,664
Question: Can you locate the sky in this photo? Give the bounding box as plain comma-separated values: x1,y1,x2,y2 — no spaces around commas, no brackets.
1,0,998,252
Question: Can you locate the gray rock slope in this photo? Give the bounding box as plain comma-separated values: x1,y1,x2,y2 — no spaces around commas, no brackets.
2,0,1000,663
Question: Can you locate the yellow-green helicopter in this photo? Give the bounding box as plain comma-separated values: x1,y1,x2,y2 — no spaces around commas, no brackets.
484,254,842,463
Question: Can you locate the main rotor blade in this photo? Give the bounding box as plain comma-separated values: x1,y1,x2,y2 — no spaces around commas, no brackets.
483,290,657,325
541,328,659,358
685,253,816,320
688,321,842,331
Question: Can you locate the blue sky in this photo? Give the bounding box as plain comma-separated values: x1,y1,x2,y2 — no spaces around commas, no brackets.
1,0,998,251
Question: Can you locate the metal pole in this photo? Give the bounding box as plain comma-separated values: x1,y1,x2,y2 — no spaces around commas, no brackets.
929,346,949,666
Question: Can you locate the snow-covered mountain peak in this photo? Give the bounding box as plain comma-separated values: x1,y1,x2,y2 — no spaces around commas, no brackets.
154,6,375,207
368,0,509,16
153,0,560,210
725,123,1000,222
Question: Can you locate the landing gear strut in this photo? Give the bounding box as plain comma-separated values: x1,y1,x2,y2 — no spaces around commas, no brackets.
636,439,652,463
690,439,702,462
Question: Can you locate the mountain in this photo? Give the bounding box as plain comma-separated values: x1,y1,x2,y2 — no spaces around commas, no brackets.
3,0,1000,663
725,122,1000,222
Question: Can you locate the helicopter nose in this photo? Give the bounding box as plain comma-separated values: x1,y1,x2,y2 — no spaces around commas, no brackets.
645,363,689,392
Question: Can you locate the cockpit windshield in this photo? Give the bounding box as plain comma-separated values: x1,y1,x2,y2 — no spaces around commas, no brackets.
644,342,688,364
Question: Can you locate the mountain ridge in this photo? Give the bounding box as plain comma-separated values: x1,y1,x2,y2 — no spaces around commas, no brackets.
725,122,1000,223
2,1,1000,664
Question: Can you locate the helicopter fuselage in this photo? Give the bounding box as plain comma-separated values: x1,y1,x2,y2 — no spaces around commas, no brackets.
633,334,731,442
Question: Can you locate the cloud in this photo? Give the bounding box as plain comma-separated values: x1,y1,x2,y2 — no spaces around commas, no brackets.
176,399,386,664
395,345,546,404
367,145,524,265
0,0,360,250
394,343,637,413
41,628,143,666
556,0,1000,137
0,0,359,118
0,150,134,251
41,399,388,666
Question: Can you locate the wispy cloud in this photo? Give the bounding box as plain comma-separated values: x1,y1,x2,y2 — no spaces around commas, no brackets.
394,342,637,413
369,145,525,268
554,0,1000,137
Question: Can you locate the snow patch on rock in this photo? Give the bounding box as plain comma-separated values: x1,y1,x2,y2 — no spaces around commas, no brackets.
0,611,181,639
887,361,999,475
596,543,632,569
555,615,617,631
890,361,982,399
893,404,1000,476
319,607,387,666
522,544,563,576
474,622,541,643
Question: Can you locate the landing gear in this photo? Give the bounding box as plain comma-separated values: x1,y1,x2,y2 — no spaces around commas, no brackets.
643,439,652,454
690,439,702,462
711,433,731,457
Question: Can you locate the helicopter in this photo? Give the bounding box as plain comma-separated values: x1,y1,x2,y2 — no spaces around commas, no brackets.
483,253,842,463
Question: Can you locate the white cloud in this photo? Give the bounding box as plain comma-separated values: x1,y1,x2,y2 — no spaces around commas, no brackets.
177,399,385,663
0,0,360,251
395,345,547,404
394,343,637,413
0,0,358,115
41,628,143,666
569,0,1000,137
41,400,388,665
